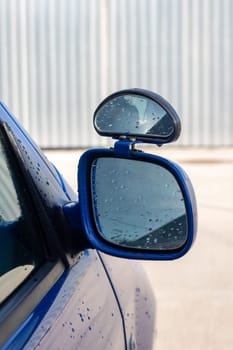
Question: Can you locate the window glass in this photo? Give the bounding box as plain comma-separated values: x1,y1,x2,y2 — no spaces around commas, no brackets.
0,130,44,303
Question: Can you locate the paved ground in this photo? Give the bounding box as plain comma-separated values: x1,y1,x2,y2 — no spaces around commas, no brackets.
45,147,233,350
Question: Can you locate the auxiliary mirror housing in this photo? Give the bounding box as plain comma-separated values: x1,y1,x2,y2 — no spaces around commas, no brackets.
94,88,181,144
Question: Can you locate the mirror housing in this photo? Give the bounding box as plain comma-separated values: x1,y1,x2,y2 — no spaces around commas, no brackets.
94,88,181,145
64,89,197,260
74,145,197,260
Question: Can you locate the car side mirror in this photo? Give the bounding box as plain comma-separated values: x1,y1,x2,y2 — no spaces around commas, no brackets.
75,148,197,260
64,89,197,260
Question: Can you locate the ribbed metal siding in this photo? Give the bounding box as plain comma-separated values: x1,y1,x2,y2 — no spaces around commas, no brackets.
0,0,232,147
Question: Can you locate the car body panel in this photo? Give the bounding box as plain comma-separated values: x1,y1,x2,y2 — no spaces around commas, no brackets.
23,250,125,350
99,253,156,350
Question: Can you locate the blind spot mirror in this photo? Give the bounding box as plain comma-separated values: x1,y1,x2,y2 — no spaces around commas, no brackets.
91,157,188,251
94,89,181,144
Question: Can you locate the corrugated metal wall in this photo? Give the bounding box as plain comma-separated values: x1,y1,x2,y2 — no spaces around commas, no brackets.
0,0,232,147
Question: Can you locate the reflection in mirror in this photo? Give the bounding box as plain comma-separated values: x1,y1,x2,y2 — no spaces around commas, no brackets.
95,94,175,138
91,158,187,251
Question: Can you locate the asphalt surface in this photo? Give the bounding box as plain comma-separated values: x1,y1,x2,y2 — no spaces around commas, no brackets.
45,147,233,350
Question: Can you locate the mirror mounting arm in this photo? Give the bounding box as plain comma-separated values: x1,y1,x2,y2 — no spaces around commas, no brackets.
63,202,90,252
114,139,139,157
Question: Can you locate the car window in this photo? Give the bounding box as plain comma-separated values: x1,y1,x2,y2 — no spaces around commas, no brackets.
0,130,45,303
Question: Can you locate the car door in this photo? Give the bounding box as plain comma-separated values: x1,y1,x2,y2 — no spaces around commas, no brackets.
0,116,125,349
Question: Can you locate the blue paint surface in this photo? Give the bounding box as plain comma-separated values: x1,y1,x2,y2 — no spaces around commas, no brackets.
2,272,67,350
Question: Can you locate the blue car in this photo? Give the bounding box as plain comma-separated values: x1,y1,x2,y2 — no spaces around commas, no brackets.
0,89,197,349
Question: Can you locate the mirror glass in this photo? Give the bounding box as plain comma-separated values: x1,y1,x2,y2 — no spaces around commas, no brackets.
91,158,188,251
94,94,175,139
